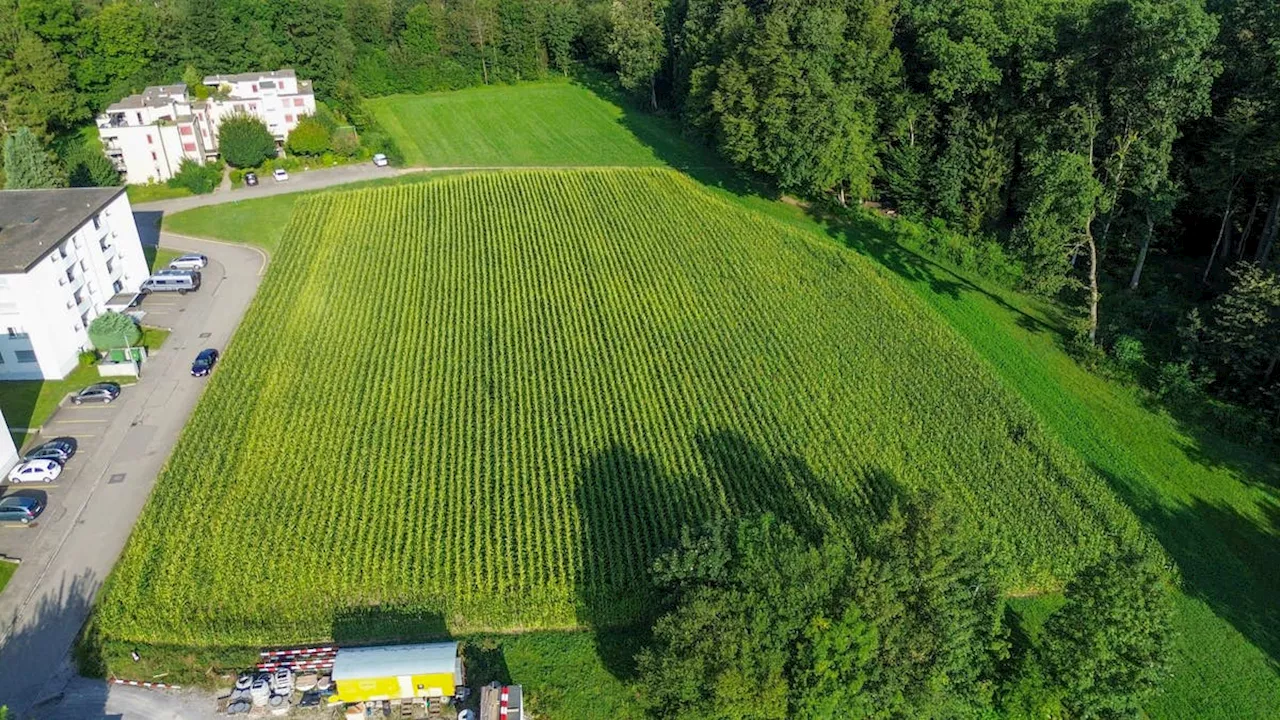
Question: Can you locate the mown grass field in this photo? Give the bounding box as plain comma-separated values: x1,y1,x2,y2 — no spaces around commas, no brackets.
368,82,715,169
96,169,1141,664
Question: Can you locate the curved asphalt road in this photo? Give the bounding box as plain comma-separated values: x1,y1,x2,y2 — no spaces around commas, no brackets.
0,235,265,717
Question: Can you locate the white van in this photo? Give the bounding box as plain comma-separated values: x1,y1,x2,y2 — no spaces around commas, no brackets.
140,272,201,295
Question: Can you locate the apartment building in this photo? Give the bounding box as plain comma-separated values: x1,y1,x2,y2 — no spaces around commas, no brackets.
0,409,16,471
0,188,149,380
97,69,316,185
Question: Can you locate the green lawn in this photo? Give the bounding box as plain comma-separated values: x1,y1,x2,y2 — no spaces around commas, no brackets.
368,80,720,169
0,359,100,442
144,246,182,273
0,559,16,596
163,171,469,254
126,184,193,204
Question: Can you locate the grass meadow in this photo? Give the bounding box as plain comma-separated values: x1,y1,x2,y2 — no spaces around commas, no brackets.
135,82,1280,717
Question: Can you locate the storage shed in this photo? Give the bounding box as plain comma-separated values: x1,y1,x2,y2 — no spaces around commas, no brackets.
331,642,463,703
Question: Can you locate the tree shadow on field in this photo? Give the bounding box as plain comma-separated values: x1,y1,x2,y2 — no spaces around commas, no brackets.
573,431,903,683
330,605,448,647
1095,459,1280,668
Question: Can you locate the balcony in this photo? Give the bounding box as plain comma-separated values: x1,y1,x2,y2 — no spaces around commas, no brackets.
97,113,129,129
101,242,117,261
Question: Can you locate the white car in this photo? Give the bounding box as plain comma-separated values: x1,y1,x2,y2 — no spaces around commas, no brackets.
169,254,208,270
372,153,388,167
8,459,62,484
273,168,289,182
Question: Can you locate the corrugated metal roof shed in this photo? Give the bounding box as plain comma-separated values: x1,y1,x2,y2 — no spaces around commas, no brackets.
331,642,458,680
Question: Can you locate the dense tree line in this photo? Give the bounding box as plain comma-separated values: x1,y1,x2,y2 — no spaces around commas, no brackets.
637,501,1174,719
0,0,1275,423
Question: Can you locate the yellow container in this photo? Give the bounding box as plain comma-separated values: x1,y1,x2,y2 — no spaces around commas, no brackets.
332,642,462,703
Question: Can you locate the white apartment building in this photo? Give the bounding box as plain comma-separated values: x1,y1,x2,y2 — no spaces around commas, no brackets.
0,408,17,470
97,69,316,185
0,188,149,380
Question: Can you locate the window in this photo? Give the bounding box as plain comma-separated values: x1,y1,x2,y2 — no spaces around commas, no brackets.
252,84,258,92
293,98,304,107
80,259,88,272
180,125,193,136
183,142,196,152
66,268,75,284
151,152,157,161
146,134,153,144
0,353,5,364
15,350,36,363
92,215,102,231
234,103,244,112
113,280,123,293
7,327,18,338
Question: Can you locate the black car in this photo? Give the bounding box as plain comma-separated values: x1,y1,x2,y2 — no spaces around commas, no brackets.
191,348,219,377
244,171,259,187
72,382,121,405
24,437,77,464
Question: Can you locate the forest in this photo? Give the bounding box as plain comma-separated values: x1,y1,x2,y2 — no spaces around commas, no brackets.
0,0,1276,431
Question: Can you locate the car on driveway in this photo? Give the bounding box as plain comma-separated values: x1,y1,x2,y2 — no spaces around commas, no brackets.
73,382,121,405
169,254,208,270
191,348,219,377
0,495,43,524
7,459,62,484
244,171,259,186
24,438,77,463
372,153,388,167
272,168,289,182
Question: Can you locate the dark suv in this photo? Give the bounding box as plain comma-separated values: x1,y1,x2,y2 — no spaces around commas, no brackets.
24,438,77,463
191,348,219,377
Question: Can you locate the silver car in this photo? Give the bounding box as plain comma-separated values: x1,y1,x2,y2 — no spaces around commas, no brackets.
0,495,43,524
169,254,208,270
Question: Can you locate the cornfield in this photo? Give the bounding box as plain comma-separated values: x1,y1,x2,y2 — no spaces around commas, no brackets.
96,168,1143,649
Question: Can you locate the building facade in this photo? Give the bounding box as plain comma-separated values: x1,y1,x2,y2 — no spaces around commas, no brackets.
97,69,316,185
0,408,17,470
0,188,149,380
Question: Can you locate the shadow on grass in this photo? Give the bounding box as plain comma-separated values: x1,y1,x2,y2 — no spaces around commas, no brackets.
331,605,448,646
572,431,904,684
1094,461,1280,667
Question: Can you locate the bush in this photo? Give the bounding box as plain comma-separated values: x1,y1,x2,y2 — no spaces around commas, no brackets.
218,114,276,168
331,128,360,157
286,115,331,156
1111,335,1146,372
67,147,121,187
229,168,245,186
1155,360,1206,403
167,158,221,194
88,311,141,350
360,129,404,165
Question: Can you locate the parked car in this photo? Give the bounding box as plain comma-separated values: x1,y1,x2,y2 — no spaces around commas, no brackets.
169,254,208,270
372,153,388,167
0,496,43,524
272,168,289,182
191,348,219,377
140,273,200,295
155,267,199,278
244,172,259,187
73,382,121,405
24,438,77,463
7,459,62,484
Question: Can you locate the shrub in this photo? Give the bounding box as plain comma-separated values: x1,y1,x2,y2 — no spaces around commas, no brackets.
286,115,331,156
1155,360,1205,403
331,128,360,157
167,158,221,194
67,147,121,187
229,168,244,186
1111,335,1146,372
218,114,276,168
88,311,141,350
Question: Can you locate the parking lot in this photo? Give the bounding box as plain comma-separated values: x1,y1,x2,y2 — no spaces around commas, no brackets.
0,236,267,717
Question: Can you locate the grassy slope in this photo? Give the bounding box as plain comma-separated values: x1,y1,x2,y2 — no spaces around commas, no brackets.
368,81,717,169
0,559,17,595
155,83,1280,717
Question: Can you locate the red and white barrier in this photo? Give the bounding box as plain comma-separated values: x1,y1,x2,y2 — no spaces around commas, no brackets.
110,677,181,690
259,646,336,658
499,686,509,718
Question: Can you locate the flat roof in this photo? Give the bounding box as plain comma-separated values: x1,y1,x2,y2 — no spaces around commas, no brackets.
203,69,296,84
331,642,458,681
0,188,126,273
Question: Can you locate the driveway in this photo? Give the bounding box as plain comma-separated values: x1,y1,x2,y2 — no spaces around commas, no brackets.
0,235,266,717
133,162,419,215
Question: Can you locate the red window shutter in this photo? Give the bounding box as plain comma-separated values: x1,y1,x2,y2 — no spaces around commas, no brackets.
182,142,196,152
150,152,157,160
293,98,304,107
146,134,153,144
285,114,293,123
180,126,193,136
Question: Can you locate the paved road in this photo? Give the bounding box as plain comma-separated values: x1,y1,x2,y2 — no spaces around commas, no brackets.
0,234,266,717
133,162,419,214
